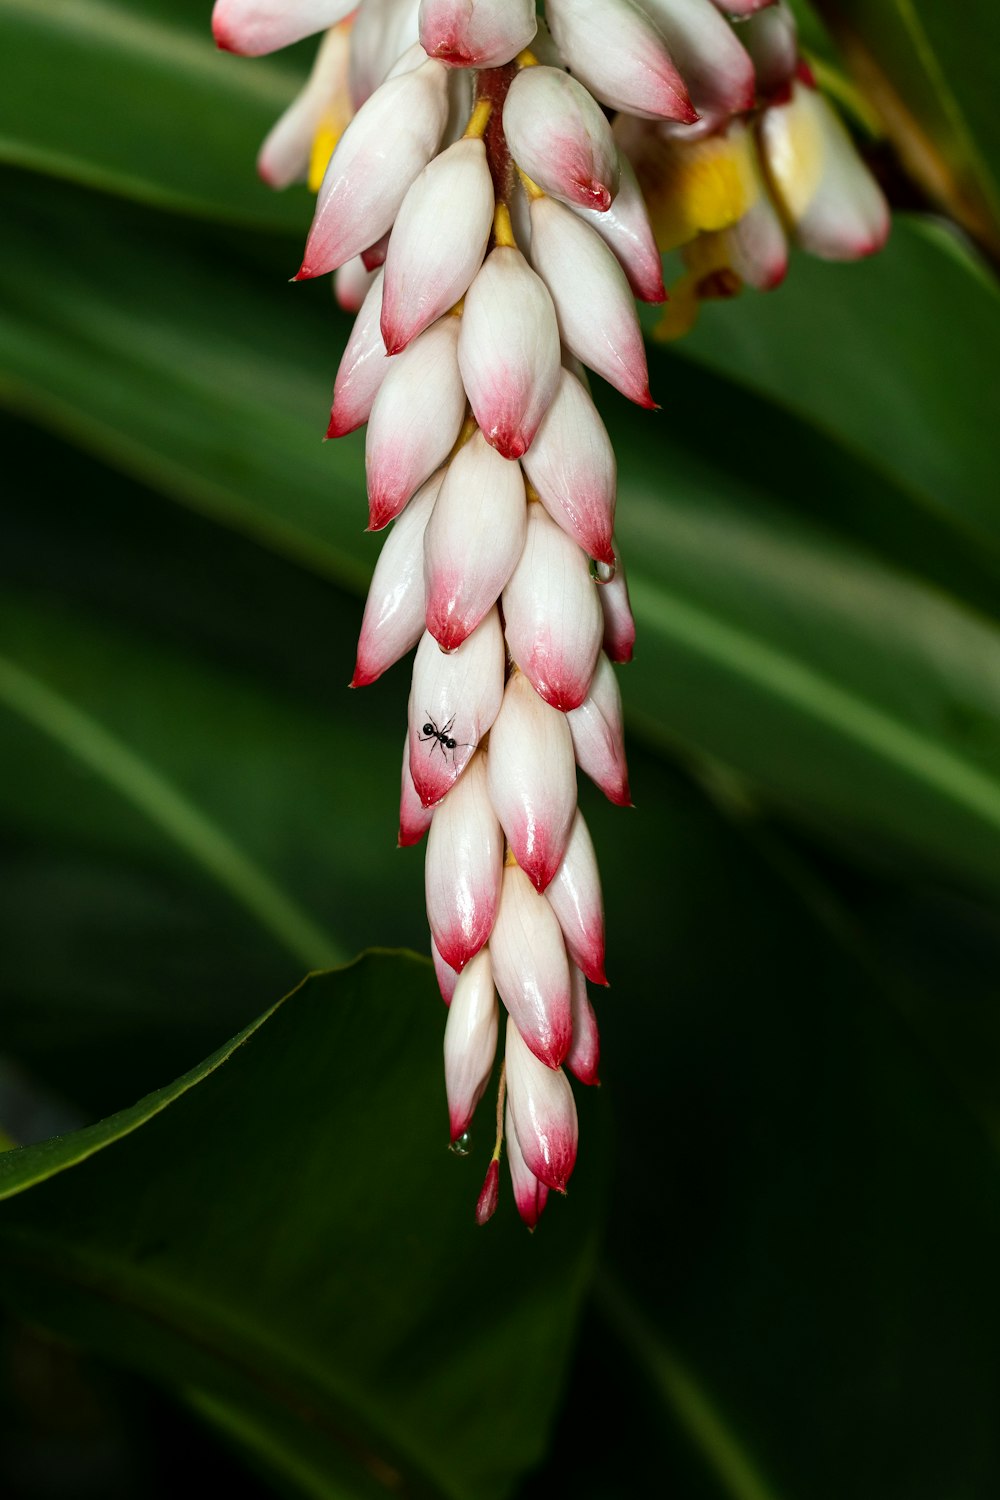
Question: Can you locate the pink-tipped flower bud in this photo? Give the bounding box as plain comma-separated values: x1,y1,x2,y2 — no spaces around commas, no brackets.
492,868,573,1068
425,752,503,971
354,471,442,689
640,0,756,121
566,652,631,806
505,1103,548,1228
503,67,620,213
738,0,798,96
443,946,499,1138
599,555,636,663
432,934,459,1003
213,0,354,56
350,0,423,107
458,248,562,460
758,79,891,260
530,196,655,409
423,432,527,651
328,271,389,438
365,316,466,530
521,369,617,566
545,810,607,986
257,24,352,188
381,137,495,354
297,58,449,279
487,668,577,891
335,257,378,313
545,0,697,122
566,965,601,1086
360,231,391,272
419,0,537,67
566,154,666,303
502,504,604,713
708,0,775,13
407,609,505,806
475,1157,501,1225
399,734,435,846
504,1016,578,1191
708,179,788,290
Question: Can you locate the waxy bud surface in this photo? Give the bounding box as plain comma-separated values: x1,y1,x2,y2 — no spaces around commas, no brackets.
491,867,573,1068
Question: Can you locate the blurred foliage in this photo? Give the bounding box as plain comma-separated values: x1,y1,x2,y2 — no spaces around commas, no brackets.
1,2,1000,1498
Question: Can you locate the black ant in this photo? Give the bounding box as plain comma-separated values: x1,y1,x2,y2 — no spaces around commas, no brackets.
419,713,466,760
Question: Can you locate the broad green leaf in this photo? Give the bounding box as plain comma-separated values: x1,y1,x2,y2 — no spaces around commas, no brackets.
808,0,1000,253
528,769,1000,1500
0,417,431,1111
0,0,308,229
0,952,604,1500
673,218,1000,557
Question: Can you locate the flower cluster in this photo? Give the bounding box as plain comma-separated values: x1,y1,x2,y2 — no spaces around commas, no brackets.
213,0,888,1226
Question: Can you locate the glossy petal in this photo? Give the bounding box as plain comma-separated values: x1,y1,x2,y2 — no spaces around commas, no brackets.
708,0,774,13
491,868,573,1068
521,369,616,565
213,0,354,55
475,1157,501,1224
444,946,499,1138
399,733,435,846
503,66,620,212
297,58,449,279
424,431,527,650
407,609,506,805
505,1102,549,1228
458,247,561,460
566,965,601,1086
758,80,891,260
739,0,798,96
432,934,459,1003
639,0,756,121
487,667,577,891
566,653,631,806
505,1016,578,1190
530,196,655,407
599,556,636,663
327,271,390,437
567,154,666,303
381,138,495,354
545,810,606,985
360,231,391,273
350,0,422,106
502,504,604,712
257,24,352,187
354,471,442,687
366,316,466,530
425,752,503,971
419,0,537,67
545,0,697,122
713,178,788,290
334,256,377,313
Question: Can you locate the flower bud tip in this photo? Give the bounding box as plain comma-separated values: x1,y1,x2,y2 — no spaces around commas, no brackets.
475,1160,500,1226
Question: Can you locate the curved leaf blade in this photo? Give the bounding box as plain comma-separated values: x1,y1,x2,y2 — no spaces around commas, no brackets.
0,0,307,229
0,953,604,1500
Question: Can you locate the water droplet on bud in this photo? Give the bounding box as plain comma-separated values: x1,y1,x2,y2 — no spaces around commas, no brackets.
590,557,616,584
449,1131,473,1157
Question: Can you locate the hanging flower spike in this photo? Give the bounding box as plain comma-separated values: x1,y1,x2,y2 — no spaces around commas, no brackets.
218,0,889,1226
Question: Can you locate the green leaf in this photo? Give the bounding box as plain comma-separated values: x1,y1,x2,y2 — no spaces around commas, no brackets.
0,952,603,1500
808,0,1000,254
672,217,1000,557
527,773,1000,1500
0,0,309,230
